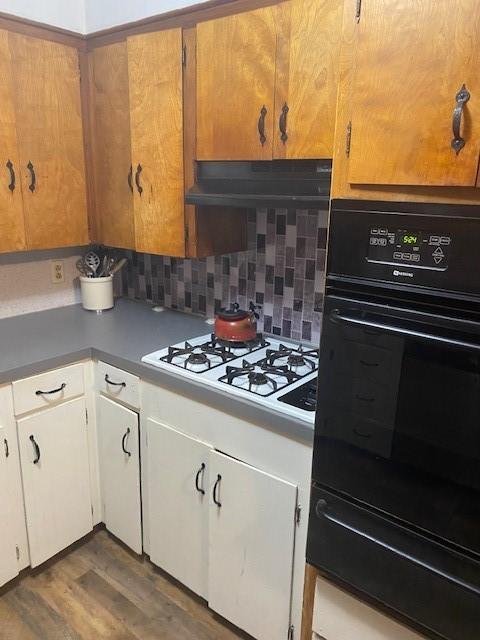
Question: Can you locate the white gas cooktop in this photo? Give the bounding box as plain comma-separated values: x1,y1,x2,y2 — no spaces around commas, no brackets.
142,334,318,423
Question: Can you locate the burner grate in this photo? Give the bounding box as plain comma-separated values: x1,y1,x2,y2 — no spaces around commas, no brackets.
160,341,237,372
218,359,302,396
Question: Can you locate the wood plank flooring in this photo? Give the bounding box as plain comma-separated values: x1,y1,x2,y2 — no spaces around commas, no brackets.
0,529,248,640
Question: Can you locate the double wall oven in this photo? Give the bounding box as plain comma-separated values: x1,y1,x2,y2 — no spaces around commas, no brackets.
307,200,480,640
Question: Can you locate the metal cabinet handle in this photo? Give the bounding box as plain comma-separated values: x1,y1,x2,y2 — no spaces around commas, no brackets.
4,438,9,458
6,160,15,192
35,382,66,396
29,435,40,464
195,463,206,495
105,373,126,388
127,164,133,193
258,106,267,146
279,102,289,143
121,428,131,456
213,474,222,507
135,163,143,194
451,84,470,154
27,161,36,192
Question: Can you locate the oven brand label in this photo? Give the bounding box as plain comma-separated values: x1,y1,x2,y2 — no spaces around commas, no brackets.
393,269,414,278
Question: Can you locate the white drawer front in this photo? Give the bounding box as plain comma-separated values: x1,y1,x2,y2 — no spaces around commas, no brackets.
312,575,424,640
96,361,140,409
12,363,85,416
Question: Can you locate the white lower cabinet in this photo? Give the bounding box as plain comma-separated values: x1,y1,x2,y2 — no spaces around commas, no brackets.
208,450,298,640
17,397,93,567
98,395,142,554
146,417,298,640
0,425,20,587
147,418,210,598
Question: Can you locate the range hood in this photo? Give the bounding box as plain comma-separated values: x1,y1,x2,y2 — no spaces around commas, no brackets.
185,160,331,209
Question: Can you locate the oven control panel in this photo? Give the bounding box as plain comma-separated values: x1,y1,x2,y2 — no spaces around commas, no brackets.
367,227,451,270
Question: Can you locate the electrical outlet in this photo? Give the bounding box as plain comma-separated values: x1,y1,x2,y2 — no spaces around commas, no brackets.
51,260,65,284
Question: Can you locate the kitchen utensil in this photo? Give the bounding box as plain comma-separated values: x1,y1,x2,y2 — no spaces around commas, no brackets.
109,257,127,276
76,257,95,277
84,251,101,276
215,302,260,342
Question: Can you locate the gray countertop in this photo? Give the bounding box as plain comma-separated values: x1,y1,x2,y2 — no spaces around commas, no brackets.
0,299,314,444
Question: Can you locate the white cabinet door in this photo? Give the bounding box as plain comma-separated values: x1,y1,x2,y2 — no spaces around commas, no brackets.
17,397,93,567
98,395,142,554
0,425,19,587
208,450,298,640
147,418,211,599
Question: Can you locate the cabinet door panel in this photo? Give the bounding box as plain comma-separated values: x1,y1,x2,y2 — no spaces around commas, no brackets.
91,43,135,250
274,0,343,159
10,33,88,249
208,450,297,640
348,0,480,186
17,398,92,567
0,426,19,587
128,29,185,257
197,7,277,160
147,418,210,598
0,30,25,253
98,396,142,554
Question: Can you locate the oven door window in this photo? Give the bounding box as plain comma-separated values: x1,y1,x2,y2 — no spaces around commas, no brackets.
314,298,480,556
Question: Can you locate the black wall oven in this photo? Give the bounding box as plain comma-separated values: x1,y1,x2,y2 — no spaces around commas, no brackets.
307,200,480,640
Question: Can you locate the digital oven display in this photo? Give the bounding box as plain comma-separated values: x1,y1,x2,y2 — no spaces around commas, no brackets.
367,227,451,269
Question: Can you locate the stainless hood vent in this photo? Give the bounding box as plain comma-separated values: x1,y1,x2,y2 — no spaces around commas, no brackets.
185,160,331,209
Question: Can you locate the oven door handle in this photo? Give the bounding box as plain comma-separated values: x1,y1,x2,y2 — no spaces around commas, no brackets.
330,309,480,352
315,499,480,597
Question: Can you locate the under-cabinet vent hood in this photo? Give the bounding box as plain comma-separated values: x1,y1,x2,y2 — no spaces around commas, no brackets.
185,160,331,209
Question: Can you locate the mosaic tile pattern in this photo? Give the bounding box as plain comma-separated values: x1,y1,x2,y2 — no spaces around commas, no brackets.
120,207,328,346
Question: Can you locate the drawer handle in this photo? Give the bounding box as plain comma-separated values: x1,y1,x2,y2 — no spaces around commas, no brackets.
127,164,133,193
122,428,131,456
258,105,267,146
195,463,206,495
27,161,36,193
213,474,222,507
6,160,15,192
279,102,289,143
35,382,66,396
451,83,470,154
4,438,9,459
29,435,40,464
135,163,143,195
355,395,375,403
105,374,126,388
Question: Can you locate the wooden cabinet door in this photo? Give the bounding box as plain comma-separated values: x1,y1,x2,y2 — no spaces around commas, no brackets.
17,398,93,567
91,43,135,250
273,0,343,159
197,7,277,160
347,0,480,186
0,426,19,587
128,29,185,256
0,31,26,253
147,418,210,599
9,33,88,249
208,450,298,640
98,396,142,554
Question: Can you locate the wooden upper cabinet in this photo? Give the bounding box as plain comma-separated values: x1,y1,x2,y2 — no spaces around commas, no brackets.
9,33,88,249
0,30,25,253
348,0,480,187
197,7,277,161
274,0,343,159
91,42,135,250
127,29,185,256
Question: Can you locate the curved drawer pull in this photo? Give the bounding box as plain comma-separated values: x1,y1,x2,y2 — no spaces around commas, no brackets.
30,435,40,464
279,102,289,143
6,160,15,192
35,382,66,396
451,84,470,155
105,373,126,388
27,161,36,192
4,438,9,459
195,463,206,495
127,164,133,193
135,163,143,195
258,106,267,146
213,474,222,507
121,428,131,456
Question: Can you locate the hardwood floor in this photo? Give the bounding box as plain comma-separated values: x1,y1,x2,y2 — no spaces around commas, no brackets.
0,529,248,640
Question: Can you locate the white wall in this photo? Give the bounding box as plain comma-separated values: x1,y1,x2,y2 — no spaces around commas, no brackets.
0,0,86,33
85,0,205,33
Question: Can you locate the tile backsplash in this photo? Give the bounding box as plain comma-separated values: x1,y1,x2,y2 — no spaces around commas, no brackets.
121,207,328,346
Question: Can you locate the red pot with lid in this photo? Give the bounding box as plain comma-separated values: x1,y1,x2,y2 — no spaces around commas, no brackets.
215,302,261,342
